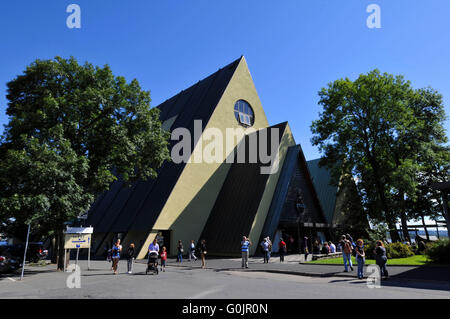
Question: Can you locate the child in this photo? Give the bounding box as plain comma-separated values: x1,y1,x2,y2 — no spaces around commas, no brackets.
160,246,167,272
355,239,365,279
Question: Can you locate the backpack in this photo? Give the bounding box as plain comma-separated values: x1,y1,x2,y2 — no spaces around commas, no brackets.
344,241,352,253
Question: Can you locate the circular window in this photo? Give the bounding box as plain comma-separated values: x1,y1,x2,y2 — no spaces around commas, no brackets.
234,100,254,127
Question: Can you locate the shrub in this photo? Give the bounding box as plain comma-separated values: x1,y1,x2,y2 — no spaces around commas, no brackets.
363,241,376,259
426,240,450,264
386,242,415,259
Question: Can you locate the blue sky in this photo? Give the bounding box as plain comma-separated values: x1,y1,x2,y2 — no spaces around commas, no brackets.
0,0,449,160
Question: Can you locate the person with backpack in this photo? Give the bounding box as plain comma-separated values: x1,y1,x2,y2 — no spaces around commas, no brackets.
374,240,388,279
278,238,287,262
340,235,354,272
126,243,135,274
241,236,252,268
261,238,270,263
355,239,365,279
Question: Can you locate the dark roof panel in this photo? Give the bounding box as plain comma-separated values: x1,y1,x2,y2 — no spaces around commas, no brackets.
199,123,287,256
87,57,243,235
306,158,338,224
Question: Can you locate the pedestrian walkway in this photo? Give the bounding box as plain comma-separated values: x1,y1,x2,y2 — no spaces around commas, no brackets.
138,256,450,283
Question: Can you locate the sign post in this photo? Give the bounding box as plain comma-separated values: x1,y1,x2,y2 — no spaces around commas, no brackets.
20,224,31,281
64,226,93,272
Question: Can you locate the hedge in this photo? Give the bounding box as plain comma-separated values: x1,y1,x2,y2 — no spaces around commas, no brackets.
425,240,450,264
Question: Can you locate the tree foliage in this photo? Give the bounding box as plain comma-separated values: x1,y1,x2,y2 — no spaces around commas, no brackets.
0,57,171,267
311,70,449,241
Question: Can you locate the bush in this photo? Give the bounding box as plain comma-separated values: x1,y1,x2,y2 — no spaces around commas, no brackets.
362,241,414,259
363,241,376,259
426,240,450,264
386,242,415,259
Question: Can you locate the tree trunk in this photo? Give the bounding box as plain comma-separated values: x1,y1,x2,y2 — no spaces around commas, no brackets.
400,213,410,243
55,228,65,271
50,236,57,264
442,192,450,237
421,214,430,241
367,154,401,242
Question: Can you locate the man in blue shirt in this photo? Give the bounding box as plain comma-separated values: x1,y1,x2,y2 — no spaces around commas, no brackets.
148,238,160,254
241,236,252,268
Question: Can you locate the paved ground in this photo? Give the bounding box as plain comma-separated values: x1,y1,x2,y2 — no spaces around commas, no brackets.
172,255,450,281
0,258,449,299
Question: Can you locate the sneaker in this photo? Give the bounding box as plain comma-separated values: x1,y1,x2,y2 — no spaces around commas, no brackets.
350,266,354,271
344,270,348,272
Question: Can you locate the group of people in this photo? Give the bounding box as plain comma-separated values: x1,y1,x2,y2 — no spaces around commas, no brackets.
240,236,288,268
107,239,136,275
339,234,389,280
107,238,210,274
108,234,390,280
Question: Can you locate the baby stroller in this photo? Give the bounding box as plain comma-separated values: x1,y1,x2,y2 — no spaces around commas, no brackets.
146,251,159,275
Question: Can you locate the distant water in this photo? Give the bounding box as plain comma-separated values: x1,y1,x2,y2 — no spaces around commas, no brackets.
410,230,448,239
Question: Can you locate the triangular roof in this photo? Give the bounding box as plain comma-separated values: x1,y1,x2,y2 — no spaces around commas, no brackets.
260,145,328,241
87,57,243,235
307,158,338,224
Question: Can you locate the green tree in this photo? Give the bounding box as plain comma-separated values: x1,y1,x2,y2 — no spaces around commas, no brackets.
0,57,171,269
311,70,448,242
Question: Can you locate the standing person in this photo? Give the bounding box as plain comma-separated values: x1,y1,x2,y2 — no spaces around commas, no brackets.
355,239,365,279
340,235,354,272
111,240,122,275
189,240,197,262
261,238,270,263
374,240,388,279
303,236,309,261
126,243,135,274
160,246,167,272
177,240,184,263
241,236,252,268
278,238,287,262
329,241,336,253
199,239,207,269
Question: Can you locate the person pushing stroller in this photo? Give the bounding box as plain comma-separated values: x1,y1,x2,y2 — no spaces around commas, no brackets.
147,238,160,275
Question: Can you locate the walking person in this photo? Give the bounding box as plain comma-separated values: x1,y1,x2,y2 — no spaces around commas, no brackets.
126,243,135,274
241,236,252,268
278,238,287,262
111,240,122,275
189,240,197,261
374,240,388,279
199,239,207,269
160,246,167,272
177,240,184,263
261,238,270,263
340,235,354,272
267,237,272,260
355,239,365,279
148,238,160,254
